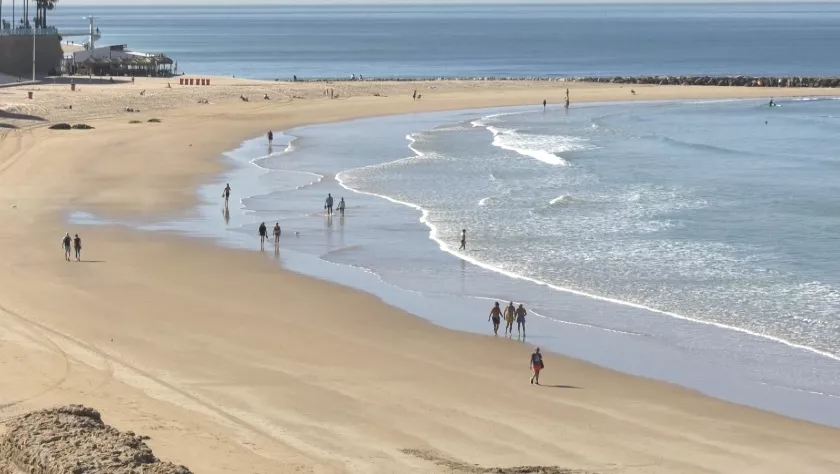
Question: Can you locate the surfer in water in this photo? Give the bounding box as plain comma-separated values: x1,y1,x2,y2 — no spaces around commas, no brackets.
459,229,466,250
488,302,502,336
258,222,268,251
769,98,775,107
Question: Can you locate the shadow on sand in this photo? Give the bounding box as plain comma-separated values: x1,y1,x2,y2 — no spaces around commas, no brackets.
0,110,46,122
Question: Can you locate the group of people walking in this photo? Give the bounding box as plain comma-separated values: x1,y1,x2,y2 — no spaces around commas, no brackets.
61,233,83,262
258,221,283,252
488,301,544,384
224,152,547,385
488,301,528,337
243,191,348,254
324,193,346,216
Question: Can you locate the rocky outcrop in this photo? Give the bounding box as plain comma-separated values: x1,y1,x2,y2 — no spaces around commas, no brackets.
571,75,840,88
0,405,191,474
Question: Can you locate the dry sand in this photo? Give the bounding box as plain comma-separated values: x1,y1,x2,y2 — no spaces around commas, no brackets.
1,77,839,473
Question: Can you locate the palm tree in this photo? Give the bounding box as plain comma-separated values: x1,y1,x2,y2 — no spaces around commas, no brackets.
33,0,55,28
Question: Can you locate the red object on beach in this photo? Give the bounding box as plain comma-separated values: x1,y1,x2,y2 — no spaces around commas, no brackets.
27,91,33,99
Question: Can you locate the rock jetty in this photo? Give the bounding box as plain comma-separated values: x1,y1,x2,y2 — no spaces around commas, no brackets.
0,405,192,474
571,75,840,88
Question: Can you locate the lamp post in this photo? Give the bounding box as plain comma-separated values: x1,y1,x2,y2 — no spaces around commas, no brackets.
31,9,35,80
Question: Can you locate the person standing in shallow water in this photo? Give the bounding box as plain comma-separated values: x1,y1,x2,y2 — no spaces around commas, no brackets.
459,229,466,250
324,193,334,216
258,222,268,251
488,302,502,335
273,222,281,252
504,302,516,336
516,303,527,337
73,234,82,262
530,347,544,385
543,99,547,110
337,197,346,216
268,130,274,145
222,183,231,207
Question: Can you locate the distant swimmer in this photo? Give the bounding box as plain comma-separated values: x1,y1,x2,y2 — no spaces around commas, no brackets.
258,222,268,251
530,347,544,385
543,99,547,110
488,302,502,336
769,99,775,107
324,193,334,216
73,234,82,262
62,232,72,261
273,222,281,251
222,183,231,206
516,303,527,337
337,197,346,216
268,130,274,145
504,301,516,336
459,229,466,251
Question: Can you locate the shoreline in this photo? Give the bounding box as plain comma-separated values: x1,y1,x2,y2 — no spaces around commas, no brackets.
3,78,840,472
99,101,840,429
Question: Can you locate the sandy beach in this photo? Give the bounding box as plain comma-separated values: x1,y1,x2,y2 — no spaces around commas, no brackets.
2,77,840,473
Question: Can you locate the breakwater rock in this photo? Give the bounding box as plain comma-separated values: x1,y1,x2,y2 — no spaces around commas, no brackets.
0,405,192,474
572,75,840,88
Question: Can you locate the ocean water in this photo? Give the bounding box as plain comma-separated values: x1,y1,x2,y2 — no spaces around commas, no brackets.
48,3,840,79
73,98,840,427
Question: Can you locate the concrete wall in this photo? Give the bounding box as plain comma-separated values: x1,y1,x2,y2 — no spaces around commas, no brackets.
0,35,63,78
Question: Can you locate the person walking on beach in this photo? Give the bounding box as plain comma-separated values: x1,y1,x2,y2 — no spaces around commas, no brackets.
504,301,516,336
516,303,527,337
268,130,274,145
273,222,281,251
337,197,346,216
258,222,268,251
459,229,466,251
325,193,334,216
530,347,544,385
73,234,82,262
222,183,231,207
62,232,72,261
413,90,417,101
488,302,502,336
